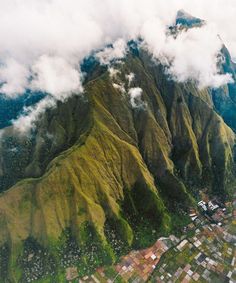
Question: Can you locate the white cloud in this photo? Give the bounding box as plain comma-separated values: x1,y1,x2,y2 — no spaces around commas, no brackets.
30,55,83,100
96,38,127,65
126,73,135,86
161,25,234,88
113,83,125,94
9,55,84,133
128,87,145,108
108,67,120,79
0,0,235,128
175,0,236,60
12,97,56,133
0,58,29,97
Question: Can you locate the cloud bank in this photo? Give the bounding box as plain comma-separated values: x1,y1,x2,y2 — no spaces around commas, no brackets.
0,0,236,130
142,24,233,88
0,0,235,96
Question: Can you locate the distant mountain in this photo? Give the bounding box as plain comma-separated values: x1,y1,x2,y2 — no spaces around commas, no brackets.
0,44,235,282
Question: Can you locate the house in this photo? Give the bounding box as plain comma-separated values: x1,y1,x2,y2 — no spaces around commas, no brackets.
208,201,219,211
198,201,207,211
66,267,78,281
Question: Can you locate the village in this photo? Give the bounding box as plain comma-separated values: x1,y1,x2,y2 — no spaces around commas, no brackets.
65,193,236,283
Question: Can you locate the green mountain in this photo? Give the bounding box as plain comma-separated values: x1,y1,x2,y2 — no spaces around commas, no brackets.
0,49,235,282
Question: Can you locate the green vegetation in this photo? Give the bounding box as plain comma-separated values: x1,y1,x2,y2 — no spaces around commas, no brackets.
0,49,235,281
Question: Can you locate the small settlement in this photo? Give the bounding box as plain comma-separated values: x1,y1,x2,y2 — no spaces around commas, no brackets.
65,193,236,283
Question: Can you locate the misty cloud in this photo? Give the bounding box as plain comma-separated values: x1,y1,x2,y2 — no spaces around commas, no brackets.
108,67,121,79
30,55,83,100
126,73,135,86
0,58,29,97
142,24,234,88
129,87,145,108
12,97,56,133
0,0,235,97
0,0,235,131
96,38,127,65
113,83,125,94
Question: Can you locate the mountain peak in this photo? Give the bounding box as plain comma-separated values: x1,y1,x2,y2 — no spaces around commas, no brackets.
176,9,204,27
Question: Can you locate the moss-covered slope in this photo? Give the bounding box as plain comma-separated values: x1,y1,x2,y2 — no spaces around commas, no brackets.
0,50,235,282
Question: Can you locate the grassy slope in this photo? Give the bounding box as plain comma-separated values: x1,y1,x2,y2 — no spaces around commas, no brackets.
0,51,235,282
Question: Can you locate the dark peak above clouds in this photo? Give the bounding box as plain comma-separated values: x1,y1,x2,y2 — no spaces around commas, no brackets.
176,9,205,27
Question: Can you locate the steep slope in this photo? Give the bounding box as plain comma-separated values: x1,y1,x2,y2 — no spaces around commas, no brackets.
210,45,236,132
0,49,235,282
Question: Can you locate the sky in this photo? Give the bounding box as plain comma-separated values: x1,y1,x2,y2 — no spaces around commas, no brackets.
0,0,236,131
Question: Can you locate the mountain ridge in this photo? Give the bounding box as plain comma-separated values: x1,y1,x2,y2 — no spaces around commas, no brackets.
0,48,235,282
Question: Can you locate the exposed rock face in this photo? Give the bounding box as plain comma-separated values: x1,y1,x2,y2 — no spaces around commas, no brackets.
0,49,235,281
